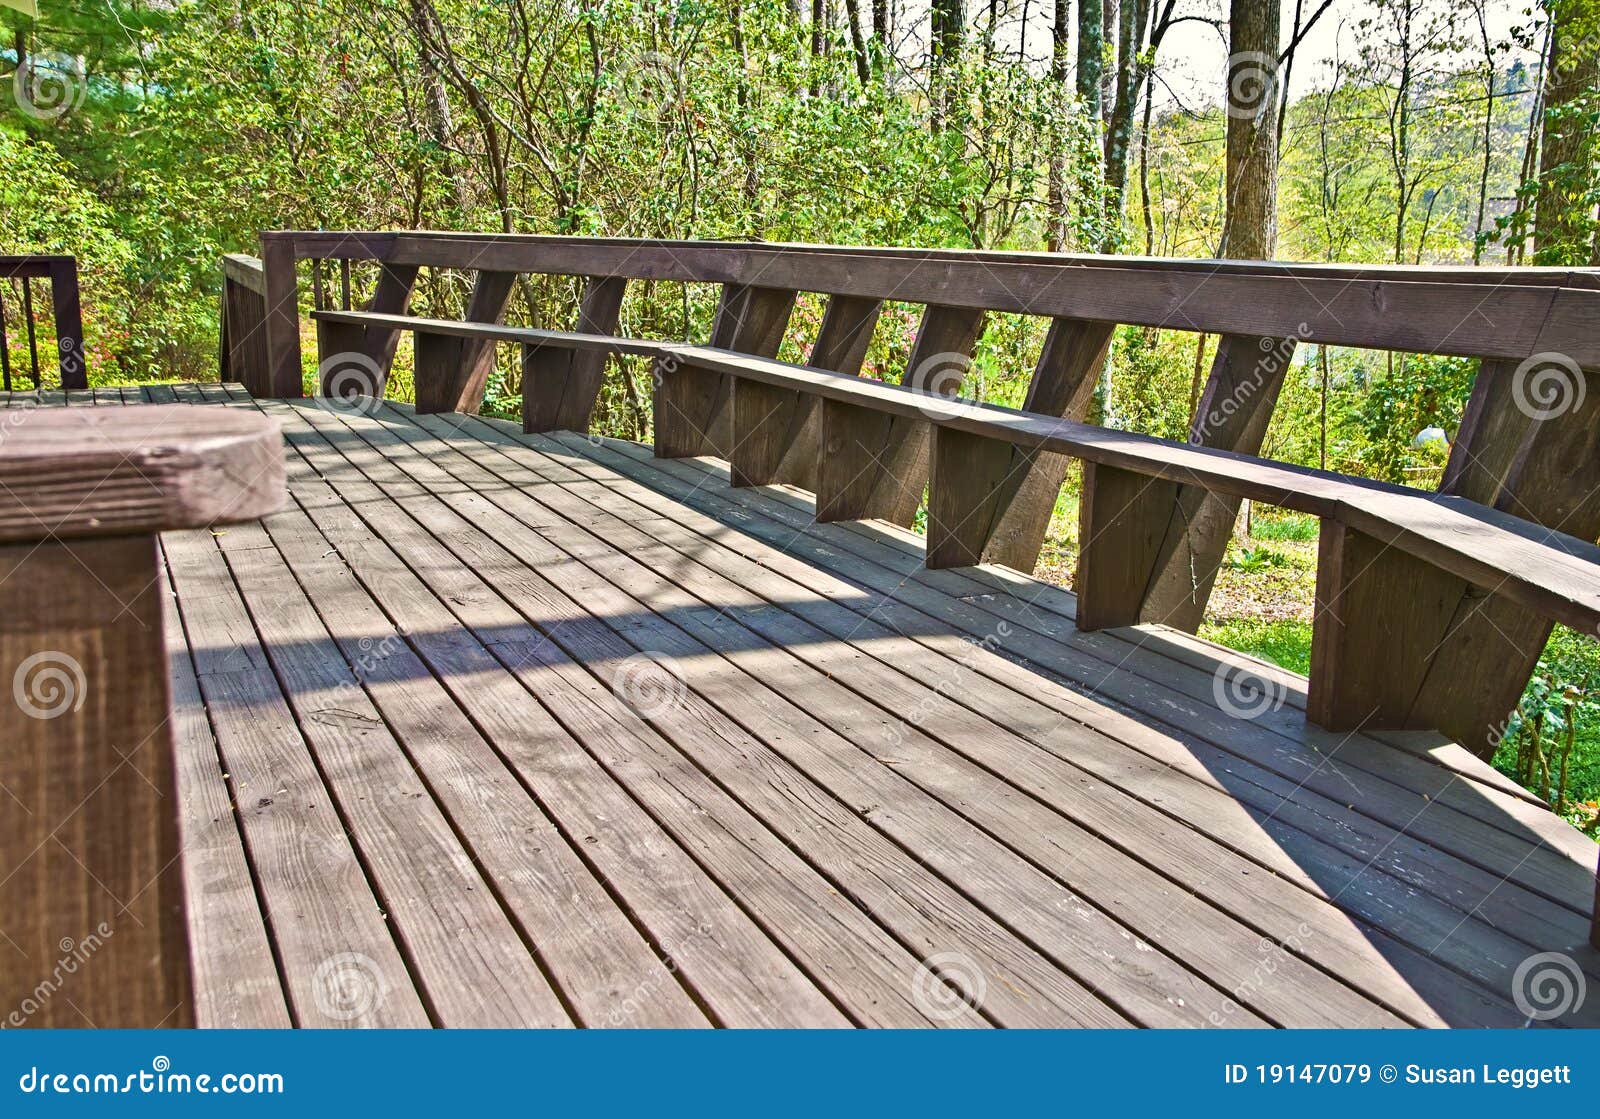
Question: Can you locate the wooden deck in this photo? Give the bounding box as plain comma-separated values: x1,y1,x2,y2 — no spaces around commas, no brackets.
12,383,1597,1027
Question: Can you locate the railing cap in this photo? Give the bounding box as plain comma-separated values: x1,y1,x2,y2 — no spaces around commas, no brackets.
0,405,284,544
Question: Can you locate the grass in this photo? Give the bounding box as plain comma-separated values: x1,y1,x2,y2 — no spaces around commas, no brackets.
1198,618,1313,675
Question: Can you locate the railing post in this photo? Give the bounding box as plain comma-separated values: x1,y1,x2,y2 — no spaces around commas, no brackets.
413,270,516,414
45,257,85,390
837,304,986,528
522,275,628,433
661,285,796,458
259,233,305,399
0,406,284,1027
766,294,884,492
1136,333,1299,630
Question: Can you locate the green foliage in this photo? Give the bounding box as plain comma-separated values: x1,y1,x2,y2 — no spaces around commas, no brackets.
1490,627,1600,831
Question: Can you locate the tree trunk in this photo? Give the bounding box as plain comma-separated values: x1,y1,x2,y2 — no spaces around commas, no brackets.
931,0,964,127
1221,0,1283,260
1534,0,1600,264
842,0,872,84
1046,0,1072,251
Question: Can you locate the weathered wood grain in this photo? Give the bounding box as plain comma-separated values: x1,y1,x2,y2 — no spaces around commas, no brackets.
0,406,283,543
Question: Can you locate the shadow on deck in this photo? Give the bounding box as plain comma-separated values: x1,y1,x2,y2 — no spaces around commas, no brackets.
24,383,1597,1028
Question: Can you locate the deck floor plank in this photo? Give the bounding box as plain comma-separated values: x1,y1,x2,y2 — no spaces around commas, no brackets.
410,414,1560,1022
559,430,1599,915
318,401,1403,1026
272,406,1164,1030
163,530,432,1027
251,405,858,1028
44,383,1595,1028
161,561,293,1028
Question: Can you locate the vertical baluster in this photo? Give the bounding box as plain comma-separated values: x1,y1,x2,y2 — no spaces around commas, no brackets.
340,259,353,310
0,282,11,393
21,277,40,389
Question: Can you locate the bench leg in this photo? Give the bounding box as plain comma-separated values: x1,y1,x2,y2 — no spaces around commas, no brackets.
0,535,193,1027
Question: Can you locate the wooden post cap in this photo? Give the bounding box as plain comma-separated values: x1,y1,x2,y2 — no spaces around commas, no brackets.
0,405,285,544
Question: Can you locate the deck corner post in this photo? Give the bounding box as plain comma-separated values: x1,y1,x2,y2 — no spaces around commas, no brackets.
0,535,194,1027
259,233,305,399
0,406,284,1028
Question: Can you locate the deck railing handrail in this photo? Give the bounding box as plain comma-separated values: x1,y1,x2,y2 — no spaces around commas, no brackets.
242,229,1600,772
0,254,86,391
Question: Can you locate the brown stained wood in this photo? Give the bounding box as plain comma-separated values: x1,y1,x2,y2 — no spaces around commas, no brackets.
295,231,1598,366
1138,333,1299,631
46,256,86,390
523,276,628,433
1307,520,1473,731
315,319,372,396
160,558,291,1028
1408,356,1600,756
360,262,421,381
979,318,1116,571
769,295,884,491
729,377,795,488
260,235,304,399
587,435,1600,900
77,384,1597,1027
654,355,729,460
0,535,192,1028
412,332,467,415
166,545,432,1027
412,271,517,414
675,347,1600,635
1076,462,1183,632
326,404,1222,1025
269,406,856,1027
925,425,1016,568
222,257,269,397
816,396,894,523
381,408,1426,1027
215,530,573,1027
860,305,989,528
0,407,283,544
682,285,798,456
517,428,1593,1022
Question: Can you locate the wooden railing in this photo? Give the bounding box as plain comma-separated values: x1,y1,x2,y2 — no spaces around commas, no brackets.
0,255,86,391
220,253,269,389
249,230,1600,768
0,405,284,1026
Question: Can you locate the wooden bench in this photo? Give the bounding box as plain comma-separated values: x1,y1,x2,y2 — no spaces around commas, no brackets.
0,405,284,1026
311,309,658,423
275,233,1600,767
310,309,1600,650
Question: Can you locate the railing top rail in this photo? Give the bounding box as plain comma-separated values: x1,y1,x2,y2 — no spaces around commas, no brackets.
0,405,285,543
263,230,1598,286
261,230,1600,367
